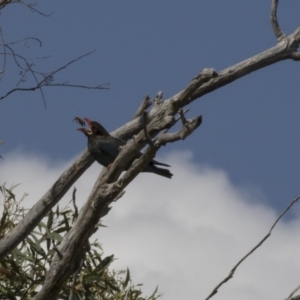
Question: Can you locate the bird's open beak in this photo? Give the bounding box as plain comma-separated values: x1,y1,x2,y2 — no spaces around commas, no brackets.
84,118,93,129
77,128,92,135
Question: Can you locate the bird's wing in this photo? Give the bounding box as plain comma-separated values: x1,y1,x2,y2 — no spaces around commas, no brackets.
95,136,125,157
95,137,170,167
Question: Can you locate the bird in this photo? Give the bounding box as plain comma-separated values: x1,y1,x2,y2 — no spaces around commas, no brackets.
77,118,173,179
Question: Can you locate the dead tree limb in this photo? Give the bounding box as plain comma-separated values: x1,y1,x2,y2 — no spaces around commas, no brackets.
1,0,300,263
0,2,299,298
33,108,201,299
270,0,285,40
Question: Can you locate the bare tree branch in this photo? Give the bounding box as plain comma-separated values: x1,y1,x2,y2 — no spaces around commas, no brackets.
157,115,202,145
33,107,202,299
0,33,297,261
185,38,297,105
1,4,300,299
270,0,285,40
39,50,97,86
205,195,300,300
41,83,109,90
1,22,300,262
287,284,300,300
4,36,42,47
0,50,109,106
132,95,152,119
0,36,103,109
0,39,106,109
18,0,54,17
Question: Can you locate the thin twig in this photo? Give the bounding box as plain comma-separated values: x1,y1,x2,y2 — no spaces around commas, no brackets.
5,44,29,71
38,50,98,87
0,50,109,103
45,83,109,90
19,0,54,17
160,108,190,135
132,95,152,119
205,195,300,300
3,36,42,47
179,108,188,126
270,0,285,40
0,28,6,83
5,44,48,107
72,187,78,219
0,0,53,16
157,115,202,145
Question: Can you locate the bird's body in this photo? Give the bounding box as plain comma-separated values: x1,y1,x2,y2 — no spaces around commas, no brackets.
88,134,125,168
77,119,173,179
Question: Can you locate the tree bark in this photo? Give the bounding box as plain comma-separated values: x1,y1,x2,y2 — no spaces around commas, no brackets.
0,1,299,299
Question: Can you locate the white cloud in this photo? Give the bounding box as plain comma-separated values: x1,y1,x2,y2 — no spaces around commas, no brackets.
1,150,300,300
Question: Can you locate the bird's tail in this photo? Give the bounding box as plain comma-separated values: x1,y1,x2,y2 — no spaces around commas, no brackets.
144,165,173,179
151,159,171,167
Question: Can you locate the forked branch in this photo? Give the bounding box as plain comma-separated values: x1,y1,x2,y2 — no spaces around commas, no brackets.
0,2,299,299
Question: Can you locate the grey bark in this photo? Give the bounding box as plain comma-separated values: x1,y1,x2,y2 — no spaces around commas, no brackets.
0,0,299,299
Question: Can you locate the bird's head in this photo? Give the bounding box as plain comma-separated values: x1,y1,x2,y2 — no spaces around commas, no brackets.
84,118,110,137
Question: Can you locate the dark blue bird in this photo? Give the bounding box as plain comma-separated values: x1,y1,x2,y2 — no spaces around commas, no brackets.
77,118,173,179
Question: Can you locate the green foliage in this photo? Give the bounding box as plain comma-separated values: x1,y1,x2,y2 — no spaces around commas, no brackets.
0,185,161,300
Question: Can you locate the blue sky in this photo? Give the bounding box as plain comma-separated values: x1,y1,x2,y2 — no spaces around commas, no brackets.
1,1,300,299
1,1,300,209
